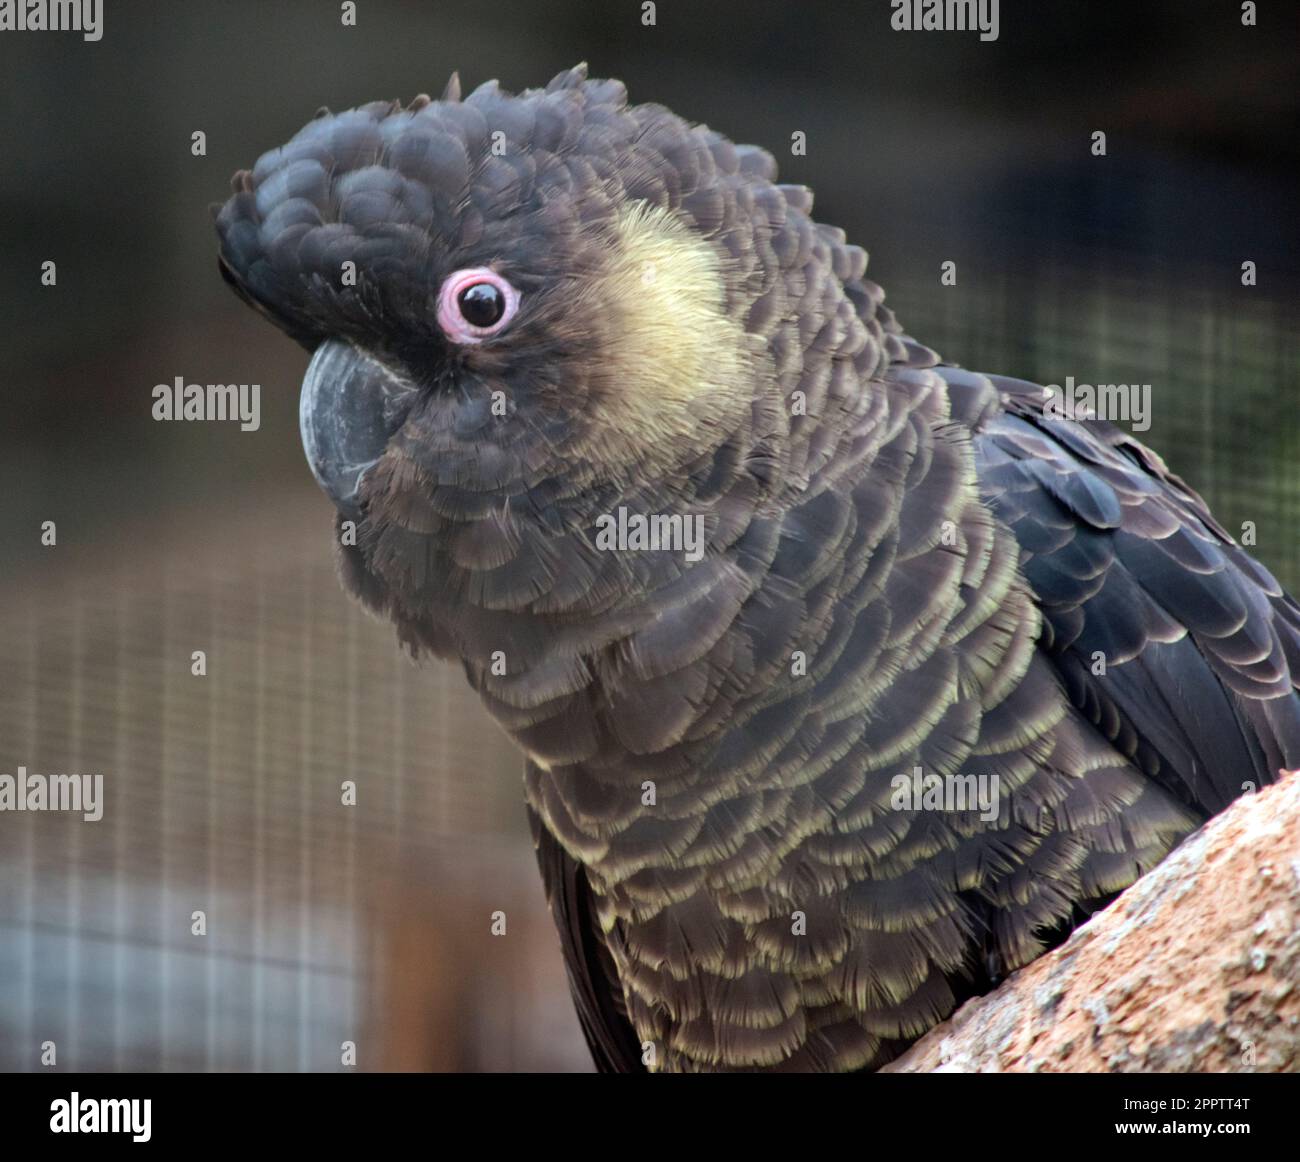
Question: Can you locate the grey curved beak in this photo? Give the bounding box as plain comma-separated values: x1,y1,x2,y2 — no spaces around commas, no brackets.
299,340,413,512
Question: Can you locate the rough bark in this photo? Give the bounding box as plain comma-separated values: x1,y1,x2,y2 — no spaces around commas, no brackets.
883,771,1300,1073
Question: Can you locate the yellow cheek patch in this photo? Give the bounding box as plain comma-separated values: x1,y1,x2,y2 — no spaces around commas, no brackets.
576,201,756,468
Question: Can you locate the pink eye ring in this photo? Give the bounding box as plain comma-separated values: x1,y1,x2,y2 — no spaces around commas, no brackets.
436,267,520,344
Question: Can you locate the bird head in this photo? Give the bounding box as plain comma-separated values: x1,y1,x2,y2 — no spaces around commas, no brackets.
216,65,888,645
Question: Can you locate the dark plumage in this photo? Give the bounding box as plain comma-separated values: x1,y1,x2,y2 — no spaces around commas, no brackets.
216,65,1300,1072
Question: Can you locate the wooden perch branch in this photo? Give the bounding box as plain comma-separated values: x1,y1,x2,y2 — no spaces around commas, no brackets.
883,771,1300,1073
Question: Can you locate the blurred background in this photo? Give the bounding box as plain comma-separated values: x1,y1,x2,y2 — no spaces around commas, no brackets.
0,0,1296,1071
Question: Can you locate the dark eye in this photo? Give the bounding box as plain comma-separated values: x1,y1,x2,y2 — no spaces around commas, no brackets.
437,267,520,344
458,282,505,328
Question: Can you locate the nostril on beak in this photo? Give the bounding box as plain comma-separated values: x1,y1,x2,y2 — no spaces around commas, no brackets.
299,340,414,513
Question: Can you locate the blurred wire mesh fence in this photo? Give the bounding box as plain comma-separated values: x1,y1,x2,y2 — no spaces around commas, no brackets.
0,493,592,1071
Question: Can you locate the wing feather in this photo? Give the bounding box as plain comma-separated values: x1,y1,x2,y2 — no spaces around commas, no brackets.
961,370,1300,813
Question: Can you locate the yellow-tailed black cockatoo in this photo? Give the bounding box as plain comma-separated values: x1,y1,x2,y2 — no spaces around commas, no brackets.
215,66,1300,1072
